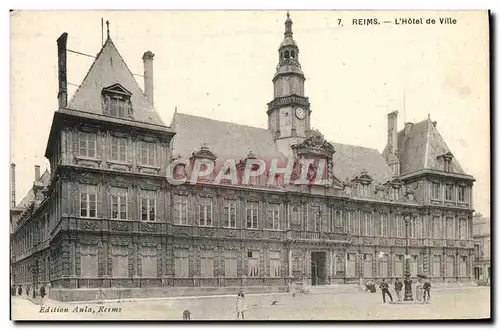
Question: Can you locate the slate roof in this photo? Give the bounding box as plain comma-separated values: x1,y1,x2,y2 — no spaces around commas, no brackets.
383,118,465,176
171,112,284,160
16,169,51,209
68,37,165,126
331,142,394,184
171,112,394,184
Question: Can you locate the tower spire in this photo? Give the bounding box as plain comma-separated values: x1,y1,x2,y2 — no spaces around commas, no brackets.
106,20,110,39
284,11,293,38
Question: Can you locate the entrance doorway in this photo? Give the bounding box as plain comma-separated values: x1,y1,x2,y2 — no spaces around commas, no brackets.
311,252,326,286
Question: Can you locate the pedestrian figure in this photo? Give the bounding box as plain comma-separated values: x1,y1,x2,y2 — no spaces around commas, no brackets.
423,279,431,303
394,278,403,303
415,278,423,303
236,291,247,320
182,310,191,320
379,279,393,303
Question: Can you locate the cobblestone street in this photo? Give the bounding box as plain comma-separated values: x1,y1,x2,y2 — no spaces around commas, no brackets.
11,286,490,321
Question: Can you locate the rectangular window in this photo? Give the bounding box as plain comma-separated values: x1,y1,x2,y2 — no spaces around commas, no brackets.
458,186,466,202
267,203,280,230
174,249,189,278
225,250,238,277
141,191,156,222
360,184,369,197
363,253,372,278
269,251,280,277
395,255,404,277
78,131,97,158
346,253,356,277
80,245,98,277
459,256,467,277
174,195,188,225
111,246,129,278
332,209,342,230
364,212,373,236
80,184,97,218
411,255,418,276
312,207,321,232
348,210,355,234
248,250,260,277
446,216,454,239
198,197,213,227
446,255,455,277
433,216,442,239
394,188,400,201
110,187,127,220
459,218,467,240
445,184,454,201
223,200,237,228
380,213,388,237
379,254,388,277
110,136,127,162
246,202,259,229
432,182,440,199
200,250,215,278
474,244,480,259
105,95,130,118
141,247,158,277
140,141,156,166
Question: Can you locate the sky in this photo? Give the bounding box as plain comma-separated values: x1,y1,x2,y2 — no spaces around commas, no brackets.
10,10,490,215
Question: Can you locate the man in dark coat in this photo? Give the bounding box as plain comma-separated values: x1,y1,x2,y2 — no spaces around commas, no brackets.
423,279,431,303
394,278,403,303
379,279,393,303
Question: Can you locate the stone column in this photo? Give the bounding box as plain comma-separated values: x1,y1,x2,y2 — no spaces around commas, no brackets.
288,248,292,277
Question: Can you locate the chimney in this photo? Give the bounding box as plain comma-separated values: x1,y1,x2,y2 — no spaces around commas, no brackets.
57,33,68,109
10,163,15,208
35,165,41,182
404,122,413,135
387,111,398,154
142,51,155,106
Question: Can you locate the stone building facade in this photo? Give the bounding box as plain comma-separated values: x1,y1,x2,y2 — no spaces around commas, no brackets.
10,15,476,300
473,214,490,282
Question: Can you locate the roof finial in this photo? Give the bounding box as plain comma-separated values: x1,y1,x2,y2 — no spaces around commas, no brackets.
284,11,293,37
106,20,110,39
428,113,431,120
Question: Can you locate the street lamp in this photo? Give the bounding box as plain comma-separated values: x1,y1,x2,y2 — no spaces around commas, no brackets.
403,214,414,301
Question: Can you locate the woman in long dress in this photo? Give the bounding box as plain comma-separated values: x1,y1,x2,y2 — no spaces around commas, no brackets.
415,278,423,303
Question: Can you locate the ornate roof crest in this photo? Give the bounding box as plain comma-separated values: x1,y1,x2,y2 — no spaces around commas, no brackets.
190,143,217,162
291,129,336,158
352,169,373,184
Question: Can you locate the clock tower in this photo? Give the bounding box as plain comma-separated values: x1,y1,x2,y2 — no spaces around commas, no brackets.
267,12,311,156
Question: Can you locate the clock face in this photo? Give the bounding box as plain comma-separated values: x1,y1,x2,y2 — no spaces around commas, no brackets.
295,107,306,120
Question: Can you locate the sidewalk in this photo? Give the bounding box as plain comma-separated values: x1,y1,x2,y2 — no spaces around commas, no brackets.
15,282,483,305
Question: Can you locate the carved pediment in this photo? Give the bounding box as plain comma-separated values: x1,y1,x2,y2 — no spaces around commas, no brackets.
384,176,403,188
101,83,132,97
291,129,336,158
190,143,217,162
437,151,454,161
352,169,373,184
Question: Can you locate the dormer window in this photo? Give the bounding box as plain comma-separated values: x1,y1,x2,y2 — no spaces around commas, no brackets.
438,152,454,173
101,84,133,119
360,184,370,197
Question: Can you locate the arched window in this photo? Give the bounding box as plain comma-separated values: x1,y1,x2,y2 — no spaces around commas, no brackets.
291,51,295,59
284,50,290,59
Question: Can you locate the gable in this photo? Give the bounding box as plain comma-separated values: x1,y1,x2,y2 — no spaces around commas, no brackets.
68,38,165,126
394,119,465,175
102,83,132,97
